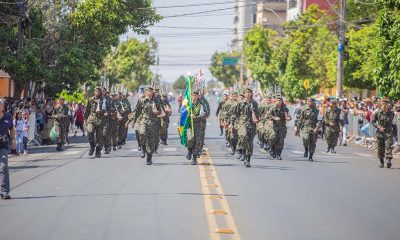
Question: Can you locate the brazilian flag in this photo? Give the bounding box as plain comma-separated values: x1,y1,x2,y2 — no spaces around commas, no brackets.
178,76,195,146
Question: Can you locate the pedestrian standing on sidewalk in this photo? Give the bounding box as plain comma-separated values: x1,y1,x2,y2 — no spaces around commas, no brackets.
0,99,15,200
22,112,30,155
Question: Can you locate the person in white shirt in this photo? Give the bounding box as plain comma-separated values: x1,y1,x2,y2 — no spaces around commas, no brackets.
22,112,30,155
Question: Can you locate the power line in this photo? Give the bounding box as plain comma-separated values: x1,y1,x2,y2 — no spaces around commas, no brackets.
162,3,256,18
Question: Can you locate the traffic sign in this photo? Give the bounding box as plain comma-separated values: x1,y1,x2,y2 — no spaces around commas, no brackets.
303,79,310,90
222,57,239,66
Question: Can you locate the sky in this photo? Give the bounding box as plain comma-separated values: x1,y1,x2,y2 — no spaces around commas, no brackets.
124,0,236,83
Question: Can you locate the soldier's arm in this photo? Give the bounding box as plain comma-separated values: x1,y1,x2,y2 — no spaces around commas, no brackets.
132,100,143,124
371,112,380,129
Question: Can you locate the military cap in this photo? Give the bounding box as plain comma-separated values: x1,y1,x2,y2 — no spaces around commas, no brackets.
95,86,102,91
192,90,200,95
144,86,154,91
243,88,253,94
276,96,283,101
233,91,239,95
155,88,160,92
307,97,315,101
330,99,338,104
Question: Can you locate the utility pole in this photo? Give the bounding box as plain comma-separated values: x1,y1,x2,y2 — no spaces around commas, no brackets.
17,2,26,58
336,0,346,98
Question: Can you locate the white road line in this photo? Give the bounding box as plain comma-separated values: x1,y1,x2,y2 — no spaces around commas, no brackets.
63,150,82,155
161,147,177,152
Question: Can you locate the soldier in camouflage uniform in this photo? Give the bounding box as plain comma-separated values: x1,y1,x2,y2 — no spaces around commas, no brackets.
325,100,341,154
258,96,272,152
115,92,131,148
231,88,260,167
221,92,235,149
110,94,120,151
160,93,172,145
297,98,321,162
186,90,207,165
85,87,105,158
127,87,160,165
268,97,291,160
153,89,163,152
372,99,395,168
226,92,241,156
216,93,228,136
199,92,210,152
52,98,69,151
101,88,115,154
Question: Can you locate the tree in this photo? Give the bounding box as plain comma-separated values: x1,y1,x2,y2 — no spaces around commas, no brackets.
173,75,187,90
243,25,278,88
102,37,158,91
344,24,377,90
373,0,400,99
281,5,336,101
209,51,240,87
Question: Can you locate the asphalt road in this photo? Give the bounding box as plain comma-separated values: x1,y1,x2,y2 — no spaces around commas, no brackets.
1,97,400,240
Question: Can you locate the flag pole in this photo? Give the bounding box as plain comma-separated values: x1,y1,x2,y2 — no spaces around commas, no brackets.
189,76,194,136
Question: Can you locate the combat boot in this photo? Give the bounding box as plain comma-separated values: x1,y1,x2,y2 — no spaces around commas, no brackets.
304,147,309,158
326,145,331,153
140,145,146,158
59,144,63,151
191,155,197,165
308,152,314,162
244,156,251,168
56,143,61,151
330,147,336,154
271,146,277,159
378,158,384,168
89,143,95,156
104,146,110,154
112,146,117,151
237,149,243,160
230,147,236,155
186,151,192,160
387,160,392,168
219,127,223,136
277,149,282,160
146,153,153,165
95,147,101,158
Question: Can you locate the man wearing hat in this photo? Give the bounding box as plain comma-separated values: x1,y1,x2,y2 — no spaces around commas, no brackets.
85,87,106,158
372,99,395,168
101,88,115,154
325,100,341,153
226,91,240,156
231,88,260,167
216,92,228,136
160,93,172,145
297,97,321,162
267,97,291,160
127,87,159,165
186,90,207,165
52,98,69,151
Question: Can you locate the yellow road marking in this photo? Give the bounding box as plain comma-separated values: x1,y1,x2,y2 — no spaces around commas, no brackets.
197,149,241,240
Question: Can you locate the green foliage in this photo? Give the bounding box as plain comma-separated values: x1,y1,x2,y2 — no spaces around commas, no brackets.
344,24,377,90
102,37,157,91
282,5,336,101
0,0,160,98
58,90,86,104
173,75,187,90
373,0,400,99
209,51,240,87
243,25,277,88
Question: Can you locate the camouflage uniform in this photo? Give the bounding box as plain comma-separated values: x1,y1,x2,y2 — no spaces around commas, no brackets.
198,96,210,149
227,100,240,153
128,96,158,164
187,101,206,163
372,108,395,168
153,94,163,150
52,104,69,150
268,105,287,159
233,99,260,158
160,96,171,144
85,97,105,157
325,106,341,151
297,104,321,161
116,98,131,147
102,95,115,153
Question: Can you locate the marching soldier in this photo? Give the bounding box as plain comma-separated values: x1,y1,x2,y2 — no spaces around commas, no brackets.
297,98,321,162
160,93,172,145
102,88,114,154
127,87,160,165
85,87,105,158
110,94,120,151
232,88,260,167
325,100,341,154
52,98,69,151
186,90,207,165
268,97,291,160
216,93,228,136
372,99,395,168
153,89,163,152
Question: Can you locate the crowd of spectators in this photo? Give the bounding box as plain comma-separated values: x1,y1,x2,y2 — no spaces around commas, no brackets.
293,96,400,149
1,97,86,156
